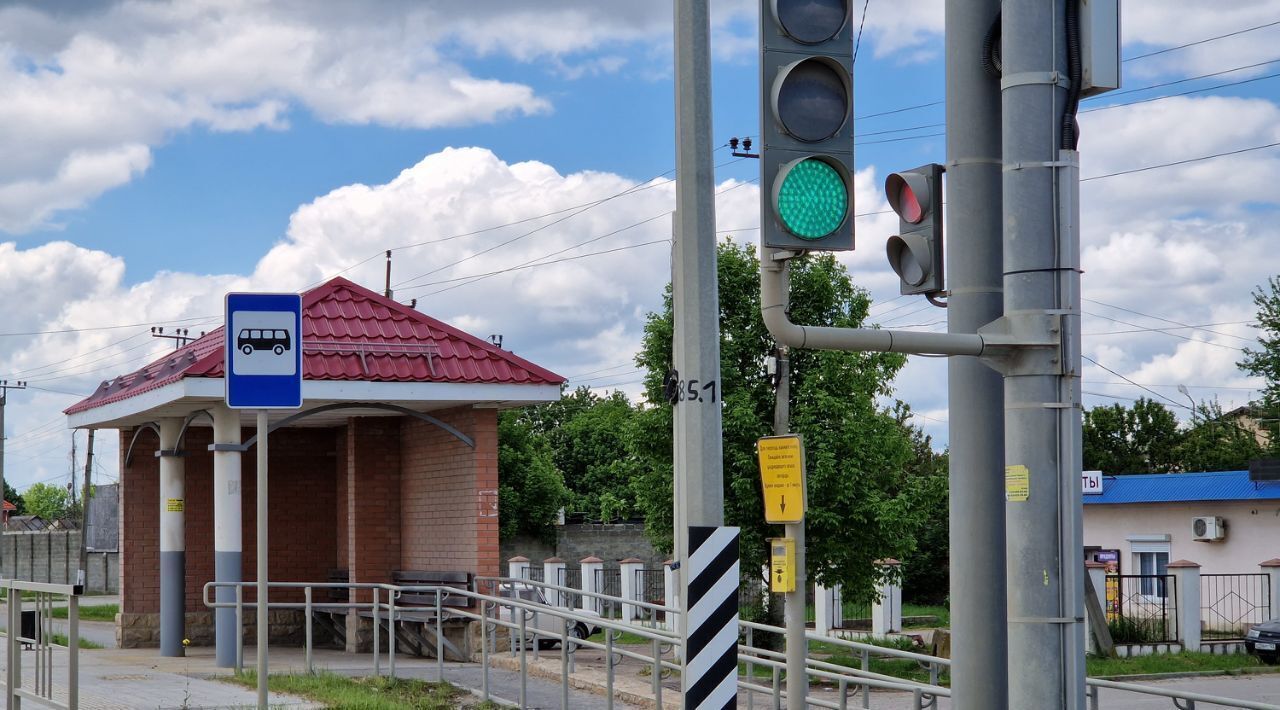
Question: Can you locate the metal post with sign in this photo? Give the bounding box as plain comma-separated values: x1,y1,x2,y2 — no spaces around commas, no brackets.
758,434,806,709
225,292,303,709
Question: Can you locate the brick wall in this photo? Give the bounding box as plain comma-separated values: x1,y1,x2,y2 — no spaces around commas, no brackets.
399,406,499,579
119,424,339,615
344,417,401,598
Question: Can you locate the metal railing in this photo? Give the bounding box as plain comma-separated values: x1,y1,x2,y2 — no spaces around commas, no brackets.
1106,574,1178,644
1,579,81,710
201,573,1280,710
1202,573,1272,641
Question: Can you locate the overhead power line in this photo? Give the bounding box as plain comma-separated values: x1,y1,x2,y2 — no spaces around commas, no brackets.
1123,20,1280,62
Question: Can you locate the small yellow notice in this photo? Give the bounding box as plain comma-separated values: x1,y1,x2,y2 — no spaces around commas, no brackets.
1005,465,1030,502
166,498,184,513
758,435,806,523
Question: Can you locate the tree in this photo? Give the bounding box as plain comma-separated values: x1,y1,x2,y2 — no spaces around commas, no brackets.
23,482,70,520
895,412,950,604
3,481,24,515
1240,276,1280,417
1176,399,1265,472
629,241,939,610
497,409,568,543
1082,398,1181,474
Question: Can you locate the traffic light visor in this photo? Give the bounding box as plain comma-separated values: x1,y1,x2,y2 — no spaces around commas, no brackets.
886,234,932,287
885,172,930,224
773,156,850,240
773,0,849,44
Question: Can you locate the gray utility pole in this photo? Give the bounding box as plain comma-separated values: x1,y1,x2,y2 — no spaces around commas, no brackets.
78,429,95,588
773,337,806,710
944,1,1008,708
672,0,725,699
0,380,28,528
1001,0,1086,707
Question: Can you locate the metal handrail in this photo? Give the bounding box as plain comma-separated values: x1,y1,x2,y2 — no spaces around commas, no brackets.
1,578,81,710
475,575,679,623
1086,678,1280,710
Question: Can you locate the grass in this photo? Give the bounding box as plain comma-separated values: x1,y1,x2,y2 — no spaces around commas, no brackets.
587,629,655,646
1086,651,1273,678
50,604,117,622
48,633,102,649
224,670,495,709
903,603,949,628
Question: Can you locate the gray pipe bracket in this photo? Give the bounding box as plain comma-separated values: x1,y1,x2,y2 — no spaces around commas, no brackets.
999,71,1068,91
155,449,186,458
977,312,1065,376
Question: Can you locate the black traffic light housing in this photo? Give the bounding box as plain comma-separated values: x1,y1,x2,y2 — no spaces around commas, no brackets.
885,163,944,295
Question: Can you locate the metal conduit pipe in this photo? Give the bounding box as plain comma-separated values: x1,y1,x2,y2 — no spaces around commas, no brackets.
758,253,987,356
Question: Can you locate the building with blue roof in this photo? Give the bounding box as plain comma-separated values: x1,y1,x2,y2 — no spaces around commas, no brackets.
1083,469,1280,579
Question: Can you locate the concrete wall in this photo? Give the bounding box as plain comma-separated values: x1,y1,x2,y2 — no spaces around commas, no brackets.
502,522,666,569
1084,499,1280,575
85,483,119,552
0,530,118,592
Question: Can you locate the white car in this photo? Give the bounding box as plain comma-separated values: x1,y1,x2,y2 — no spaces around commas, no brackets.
497,584,600,648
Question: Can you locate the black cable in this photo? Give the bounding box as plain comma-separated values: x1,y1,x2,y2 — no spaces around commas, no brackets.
1062,0,1083,150
852,0,872,65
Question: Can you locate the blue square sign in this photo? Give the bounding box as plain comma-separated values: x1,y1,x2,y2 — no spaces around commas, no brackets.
225,292,303,409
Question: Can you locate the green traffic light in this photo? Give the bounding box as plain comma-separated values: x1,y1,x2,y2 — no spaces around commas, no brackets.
775,158,848,240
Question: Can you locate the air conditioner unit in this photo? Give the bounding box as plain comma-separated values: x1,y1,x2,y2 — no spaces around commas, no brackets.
1192,516,1226,542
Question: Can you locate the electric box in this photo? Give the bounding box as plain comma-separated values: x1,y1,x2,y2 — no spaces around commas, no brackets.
770,537,796,593
1080,0,1121,96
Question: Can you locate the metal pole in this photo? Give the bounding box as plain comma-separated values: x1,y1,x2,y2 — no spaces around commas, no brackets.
944,1,1008,708
78,429,94,589
159,418,185,657
672,0,724,698
1002,0,1085,707
776,340,806,710
255,409,268,707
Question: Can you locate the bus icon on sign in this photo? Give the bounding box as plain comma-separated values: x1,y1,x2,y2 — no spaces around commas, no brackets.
237,328,291,356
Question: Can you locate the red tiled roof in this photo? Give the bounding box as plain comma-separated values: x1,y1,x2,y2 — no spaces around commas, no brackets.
65,277,564,416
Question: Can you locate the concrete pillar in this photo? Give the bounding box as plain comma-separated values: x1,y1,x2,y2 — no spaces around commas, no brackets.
619,558,644,622
872,559,902,636
507,556,530,581
815,583,843,636
210,405,243,668
1169,560,1202,653
1262,559,1280,621
580,557,603,614
663,560,678,631
1085,561,1107,655
158,418,185,657
543,558,566,607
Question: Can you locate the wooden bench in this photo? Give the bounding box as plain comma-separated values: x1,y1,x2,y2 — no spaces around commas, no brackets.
390,570,473,611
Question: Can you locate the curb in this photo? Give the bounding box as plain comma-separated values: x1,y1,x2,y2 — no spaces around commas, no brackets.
1093,666,1280,682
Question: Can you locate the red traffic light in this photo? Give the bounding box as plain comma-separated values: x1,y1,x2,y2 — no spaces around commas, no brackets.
885,172,931,224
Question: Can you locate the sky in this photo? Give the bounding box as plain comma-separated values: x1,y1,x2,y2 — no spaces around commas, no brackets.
2,0,1280,494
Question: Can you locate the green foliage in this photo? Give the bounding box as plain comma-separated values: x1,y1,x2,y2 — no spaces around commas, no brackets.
1083,398,1181,474
22,482,70,520
1106,616,1172,645
225,670,468,709
630,241,942,608
1240,276,1280,420
497,410,567,543
1176,399,1265,472
3,481,23,515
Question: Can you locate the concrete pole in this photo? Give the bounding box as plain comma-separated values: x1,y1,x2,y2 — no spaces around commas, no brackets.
256,409,269,707
672,0,725,696
78,428,95,589
1002,0,1086,706
774,341,806,710
158,418,186,657
211,405,243,668
944,1,1008,707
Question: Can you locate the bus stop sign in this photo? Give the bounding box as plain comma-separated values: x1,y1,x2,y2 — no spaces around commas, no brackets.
225,292,303,409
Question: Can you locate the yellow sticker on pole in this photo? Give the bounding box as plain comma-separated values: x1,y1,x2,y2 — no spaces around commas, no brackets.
758,435,806,523
1005,465,1030,502
166,498,184,513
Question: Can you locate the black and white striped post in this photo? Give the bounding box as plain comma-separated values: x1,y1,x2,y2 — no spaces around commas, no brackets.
684,525,740,709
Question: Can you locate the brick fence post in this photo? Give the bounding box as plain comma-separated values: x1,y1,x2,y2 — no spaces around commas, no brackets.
507,556,529,581
1262,559,1280,621
1168,559,1201,653
580,557,603,614
619,558,644,622
872,559,902,636
543,558,566,607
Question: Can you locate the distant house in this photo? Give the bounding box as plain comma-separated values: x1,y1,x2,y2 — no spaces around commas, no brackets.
1222,404,1275,448
1083,469,1280,577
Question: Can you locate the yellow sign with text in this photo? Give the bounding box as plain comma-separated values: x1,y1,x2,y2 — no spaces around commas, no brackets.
758,435,806,523
165,498,184,513
1005,465,1030,502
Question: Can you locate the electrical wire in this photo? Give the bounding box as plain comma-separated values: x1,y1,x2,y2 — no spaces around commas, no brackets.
1084,300,1257,343
1123,20,1280,63
1081,140,1280,181
1081,355,1191,410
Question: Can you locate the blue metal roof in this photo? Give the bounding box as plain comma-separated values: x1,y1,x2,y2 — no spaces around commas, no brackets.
1083,470,1280,505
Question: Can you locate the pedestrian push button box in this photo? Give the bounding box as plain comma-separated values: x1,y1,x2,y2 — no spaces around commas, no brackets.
770,537,796,593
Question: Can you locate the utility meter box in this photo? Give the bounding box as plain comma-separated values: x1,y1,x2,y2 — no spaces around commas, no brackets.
1080,0,1121,96
770,537,796,593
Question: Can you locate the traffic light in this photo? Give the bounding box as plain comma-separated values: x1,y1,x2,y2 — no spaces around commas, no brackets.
760,0,855,252
885,163,944,295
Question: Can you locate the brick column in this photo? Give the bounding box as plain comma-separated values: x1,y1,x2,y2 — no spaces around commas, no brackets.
872,559,902,636
344,417,401,650
1169,560,1201,653
543,558,566,606
1262,559,1280,620
580,557,603,614
619,558,644,622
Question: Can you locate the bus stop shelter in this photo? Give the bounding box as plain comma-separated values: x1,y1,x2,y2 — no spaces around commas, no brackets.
64,277,563,664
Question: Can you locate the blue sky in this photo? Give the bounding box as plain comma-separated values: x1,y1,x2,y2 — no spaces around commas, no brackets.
3,0,1280,491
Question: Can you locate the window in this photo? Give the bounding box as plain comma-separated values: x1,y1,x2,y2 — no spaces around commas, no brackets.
1129,537,1171,599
